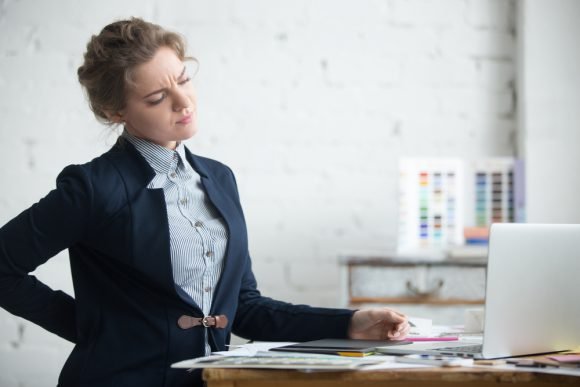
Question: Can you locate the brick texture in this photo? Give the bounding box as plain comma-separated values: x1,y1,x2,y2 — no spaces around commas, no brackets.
0,0,516,384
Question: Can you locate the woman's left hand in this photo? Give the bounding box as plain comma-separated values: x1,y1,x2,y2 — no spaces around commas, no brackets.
348,307,410,341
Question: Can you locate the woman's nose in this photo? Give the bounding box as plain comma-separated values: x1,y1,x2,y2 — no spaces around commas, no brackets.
172,89,191,112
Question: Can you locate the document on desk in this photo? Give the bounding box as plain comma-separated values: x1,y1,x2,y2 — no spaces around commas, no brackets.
408,317,433,336
212,341,298,357
172,354,385,370
172,354,430,371
406,318,461,341
171,342,430,371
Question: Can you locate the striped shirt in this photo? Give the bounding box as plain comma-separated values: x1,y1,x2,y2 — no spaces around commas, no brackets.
123,131,228,355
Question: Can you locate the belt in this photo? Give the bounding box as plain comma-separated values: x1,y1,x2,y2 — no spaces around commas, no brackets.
177,314,228,329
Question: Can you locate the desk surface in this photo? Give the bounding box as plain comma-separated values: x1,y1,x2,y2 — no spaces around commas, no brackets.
203,367,579,387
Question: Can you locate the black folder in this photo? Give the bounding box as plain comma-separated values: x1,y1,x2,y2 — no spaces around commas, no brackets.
270,339,412,355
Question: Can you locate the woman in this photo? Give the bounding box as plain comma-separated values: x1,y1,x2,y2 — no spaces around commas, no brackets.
0,18,409,387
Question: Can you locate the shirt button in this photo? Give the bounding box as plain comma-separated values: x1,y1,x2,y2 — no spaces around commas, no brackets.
205,251,214,258
169,172,177,178
204,287,211,292
194,221,203,228
180,198,187,205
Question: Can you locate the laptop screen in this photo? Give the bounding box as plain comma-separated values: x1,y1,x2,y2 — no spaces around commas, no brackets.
481,223,580,358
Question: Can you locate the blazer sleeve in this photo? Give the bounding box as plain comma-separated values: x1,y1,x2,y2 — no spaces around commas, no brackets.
232,258,354,342
0,164,93,343
222,167,355,341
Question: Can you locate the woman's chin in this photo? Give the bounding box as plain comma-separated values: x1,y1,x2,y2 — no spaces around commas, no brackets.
183,125,198,140
175,123,198,141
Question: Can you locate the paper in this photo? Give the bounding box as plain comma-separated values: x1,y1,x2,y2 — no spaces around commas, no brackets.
212,342,296,357
172,353,430,371
172,354,384,370
358,356,431,370
408,317,433,336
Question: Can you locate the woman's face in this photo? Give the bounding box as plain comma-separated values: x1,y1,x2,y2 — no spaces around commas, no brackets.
119,46,197,149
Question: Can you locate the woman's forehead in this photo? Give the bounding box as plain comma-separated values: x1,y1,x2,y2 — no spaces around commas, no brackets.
130,47,185,91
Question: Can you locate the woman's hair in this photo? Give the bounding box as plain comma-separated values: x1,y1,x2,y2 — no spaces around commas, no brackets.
78,17,193,125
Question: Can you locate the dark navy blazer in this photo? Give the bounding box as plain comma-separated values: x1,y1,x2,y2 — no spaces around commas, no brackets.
0,138,353,387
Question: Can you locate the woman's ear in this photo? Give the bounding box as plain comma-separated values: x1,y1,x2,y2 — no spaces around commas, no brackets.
105,111,124,124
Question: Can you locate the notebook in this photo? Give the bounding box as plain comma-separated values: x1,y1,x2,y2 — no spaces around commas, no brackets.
376,223,580,359
270,338,411,356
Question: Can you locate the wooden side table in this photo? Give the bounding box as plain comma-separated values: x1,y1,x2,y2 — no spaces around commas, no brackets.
341,256,487,324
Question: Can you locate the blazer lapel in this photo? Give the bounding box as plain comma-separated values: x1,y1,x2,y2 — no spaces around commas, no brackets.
185,151,247,314
107,139,197,309
130,187,177,300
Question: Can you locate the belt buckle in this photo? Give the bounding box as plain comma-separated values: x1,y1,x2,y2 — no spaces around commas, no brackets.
201,316,211,328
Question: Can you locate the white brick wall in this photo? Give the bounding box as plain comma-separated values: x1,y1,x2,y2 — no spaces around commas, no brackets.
0,0,516,385
519,0,580,223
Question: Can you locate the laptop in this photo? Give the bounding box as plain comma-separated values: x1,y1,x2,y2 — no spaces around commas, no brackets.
376,223,580,359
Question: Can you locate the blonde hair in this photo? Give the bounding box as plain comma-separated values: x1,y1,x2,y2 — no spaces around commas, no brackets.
77,17,194,124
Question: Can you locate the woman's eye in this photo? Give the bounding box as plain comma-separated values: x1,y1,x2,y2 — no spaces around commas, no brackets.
148,94,166,105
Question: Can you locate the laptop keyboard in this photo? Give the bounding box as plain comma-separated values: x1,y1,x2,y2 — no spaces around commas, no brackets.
437,344,482,354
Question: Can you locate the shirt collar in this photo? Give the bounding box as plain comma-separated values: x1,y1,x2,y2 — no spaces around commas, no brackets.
122,130,187,174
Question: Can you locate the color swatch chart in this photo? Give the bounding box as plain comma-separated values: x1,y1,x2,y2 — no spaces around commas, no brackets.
468,158,516,227
398,158,465,253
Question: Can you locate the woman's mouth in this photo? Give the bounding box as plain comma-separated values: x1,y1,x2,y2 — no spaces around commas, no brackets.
177,114,192,124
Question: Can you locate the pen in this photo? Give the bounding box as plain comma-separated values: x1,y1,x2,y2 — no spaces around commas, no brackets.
405,336,459,342
474,359,506,366
336,352,374,357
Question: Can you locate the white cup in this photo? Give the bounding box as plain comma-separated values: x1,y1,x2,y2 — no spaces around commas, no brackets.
464,308,485,333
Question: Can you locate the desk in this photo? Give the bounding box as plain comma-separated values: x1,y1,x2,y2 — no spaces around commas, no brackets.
203,367,578,387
